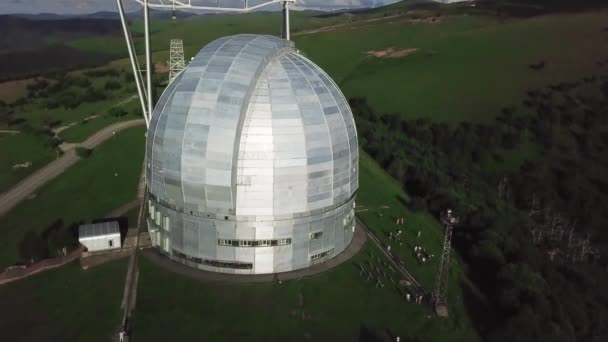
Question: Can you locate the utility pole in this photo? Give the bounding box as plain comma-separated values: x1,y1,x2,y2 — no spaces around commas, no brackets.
433,209,459,317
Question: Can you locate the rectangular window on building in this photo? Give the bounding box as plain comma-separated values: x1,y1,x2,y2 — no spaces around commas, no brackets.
164,216,170,232
203,259,253,270
108,240,113,247
218,238,291,247
310,231,323,240
310,248,334,261
238,240,253,247
219,239,235,246
155,211,161,226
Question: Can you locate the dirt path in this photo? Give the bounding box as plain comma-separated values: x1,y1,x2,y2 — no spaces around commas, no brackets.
367,47,418,58
292,14,402,36
51,94,137,136
0,119,145,217
0,246,85,286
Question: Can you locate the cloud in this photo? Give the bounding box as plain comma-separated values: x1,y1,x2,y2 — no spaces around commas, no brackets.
0,0,398,15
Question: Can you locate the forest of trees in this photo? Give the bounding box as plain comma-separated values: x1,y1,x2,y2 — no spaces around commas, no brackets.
350,73,608,341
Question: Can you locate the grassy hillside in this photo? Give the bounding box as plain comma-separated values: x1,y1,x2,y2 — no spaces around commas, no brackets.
126,9,608,123
1,3,607,340
0,259,127,342
133,151,481,341
0,15,124,81
295,11,608,122
0,126,145,268
134,245,478,341
0,133,57,193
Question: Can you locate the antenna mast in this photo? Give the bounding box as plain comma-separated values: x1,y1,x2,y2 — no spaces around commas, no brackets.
433,209,459,317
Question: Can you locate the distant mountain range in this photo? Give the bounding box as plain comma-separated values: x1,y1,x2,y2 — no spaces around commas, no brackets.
0,0,399,16
11,3,394,21
13,10,204,21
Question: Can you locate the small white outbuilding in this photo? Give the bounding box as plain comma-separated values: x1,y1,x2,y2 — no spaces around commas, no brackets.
78,221,121,252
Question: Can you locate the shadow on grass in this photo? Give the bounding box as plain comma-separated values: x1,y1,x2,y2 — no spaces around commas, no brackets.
460,277,494,339
358,324,386,342
451,227,496,339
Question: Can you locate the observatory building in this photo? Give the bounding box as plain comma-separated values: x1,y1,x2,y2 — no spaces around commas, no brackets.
146,34,358,274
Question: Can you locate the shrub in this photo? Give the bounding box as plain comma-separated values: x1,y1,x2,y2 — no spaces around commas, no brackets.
104,80,122,90
409,196,427,212
18,231,48,264
109,107,127,117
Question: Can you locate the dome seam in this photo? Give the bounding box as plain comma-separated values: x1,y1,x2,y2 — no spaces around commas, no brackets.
230,41,296,213
282,53,335,209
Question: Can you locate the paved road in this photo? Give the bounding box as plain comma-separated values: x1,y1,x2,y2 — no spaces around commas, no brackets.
0,119,145,217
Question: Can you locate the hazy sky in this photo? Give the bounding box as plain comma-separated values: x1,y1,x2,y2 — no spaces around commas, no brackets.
0,0,398,15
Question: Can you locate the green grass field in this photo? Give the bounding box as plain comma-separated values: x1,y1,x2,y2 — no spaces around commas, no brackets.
59,97,139,143
22,93,135,129
295,11,608,122
357,152,450,288
1,5,607,341
125,10,608,124
67,36,127,57
134,239,478,342
0,133,57,193
0,126,145,268
356,151,481,318
130,151,478,342
0,90,139,190
130,11,351,60
59,114,131,143
0,259,127,342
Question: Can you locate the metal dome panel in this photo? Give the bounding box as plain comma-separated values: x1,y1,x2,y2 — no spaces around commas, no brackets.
145,34,359,274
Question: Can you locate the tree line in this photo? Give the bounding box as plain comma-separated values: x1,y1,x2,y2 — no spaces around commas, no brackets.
349,73,608,341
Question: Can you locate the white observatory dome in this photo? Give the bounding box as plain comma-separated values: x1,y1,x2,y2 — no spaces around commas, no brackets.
145,34,359,274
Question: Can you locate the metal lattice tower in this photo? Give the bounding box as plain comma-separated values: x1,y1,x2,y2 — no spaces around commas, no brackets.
169,39,185,83
433,209,459,317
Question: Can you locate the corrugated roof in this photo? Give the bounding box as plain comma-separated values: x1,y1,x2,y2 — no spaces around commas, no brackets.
78,221,120,239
